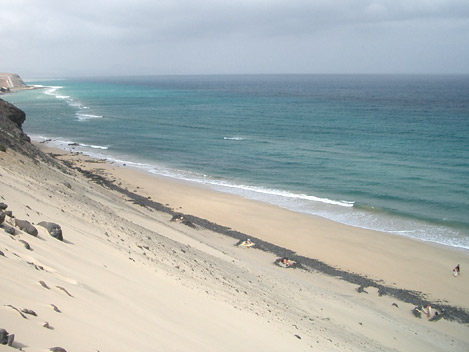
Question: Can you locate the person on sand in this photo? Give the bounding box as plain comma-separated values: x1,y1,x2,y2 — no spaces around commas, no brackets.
239,239,255,247
453,264,460,277
277,257,295,268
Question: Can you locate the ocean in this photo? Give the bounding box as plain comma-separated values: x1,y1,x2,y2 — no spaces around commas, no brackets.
4,74,469,250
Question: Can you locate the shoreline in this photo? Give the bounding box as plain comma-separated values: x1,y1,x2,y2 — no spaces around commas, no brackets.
2,134,469,350
37,142,469,318
3,87,469,351
32,136,469,252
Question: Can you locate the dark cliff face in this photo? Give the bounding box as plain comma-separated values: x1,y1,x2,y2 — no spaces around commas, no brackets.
0,98,26,129
0,98,31,148
0,99,66,170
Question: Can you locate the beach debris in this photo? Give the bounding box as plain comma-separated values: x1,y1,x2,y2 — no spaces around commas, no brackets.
0,328,15,346
5,304,28,319
21,308,37,316
14,218,38,236
453,264,460,277
43,322,54,329
50,347,67,352
38,221,63,241
0,250,4,257
392,303,399,308
39,280,50,289
56,286,73,297
50,304,61,313
294,334,302,339
19,239,32,250
237,238,255,248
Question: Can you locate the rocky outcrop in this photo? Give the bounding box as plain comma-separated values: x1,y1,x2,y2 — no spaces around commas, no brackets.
0,98,32,154
0,98,25,128
38,221,63,241
0,98,67,171
0,73,28,94
14,219,38,237
0,329,14,346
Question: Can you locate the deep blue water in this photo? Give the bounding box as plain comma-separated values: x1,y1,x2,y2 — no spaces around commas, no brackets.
4,74,469,249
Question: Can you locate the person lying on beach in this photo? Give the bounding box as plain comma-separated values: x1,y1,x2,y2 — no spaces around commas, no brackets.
275,257,297,268
238,238,255,247
170,214,196,228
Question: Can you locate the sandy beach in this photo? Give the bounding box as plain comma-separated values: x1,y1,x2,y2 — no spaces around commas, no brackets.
1,136,468,351
0,91,469,352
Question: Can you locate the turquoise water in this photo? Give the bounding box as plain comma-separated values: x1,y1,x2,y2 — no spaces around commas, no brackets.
4,74,469,249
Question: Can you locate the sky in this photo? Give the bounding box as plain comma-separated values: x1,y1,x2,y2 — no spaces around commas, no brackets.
1,0,469,77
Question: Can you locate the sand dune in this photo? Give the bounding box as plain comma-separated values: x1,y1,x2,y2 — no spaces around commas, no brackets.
1,142,468,351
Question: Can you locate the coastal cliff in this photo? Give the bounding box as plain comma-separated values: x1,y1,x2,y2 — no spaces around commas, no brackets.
0,98,63,168
0,73,29,94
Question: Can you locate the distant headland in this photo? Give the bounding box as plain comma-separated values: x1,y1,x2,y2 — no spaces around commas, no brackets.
0,73,34,94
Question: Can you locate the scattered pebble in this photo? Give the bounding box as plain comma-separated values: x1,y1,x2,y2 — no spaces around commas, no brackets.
51,304,62,313
39,281,50,289
21,308,37,316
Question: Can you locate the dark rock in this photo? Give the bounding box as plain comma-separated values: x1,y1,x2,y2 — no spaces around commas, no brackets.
0,212,4,225
21,308,37,316
0,250,4,256
0,329,14,346
0,98,25,128
5,210,12,217
38,221,63,241
39,280,50,289
0,99,68,169
0,203,7,210
7,334,14,346
56,286,73,297
6,304,28,319
51,304,61,313
14,219,38,236
19,239,32,250
0,329,8,344
50,347,67,352
3,224,15,235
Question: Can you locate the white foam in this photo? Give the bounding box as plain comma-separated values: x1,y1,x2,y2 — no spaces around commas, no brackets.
76,113,103,121
224,136,246,141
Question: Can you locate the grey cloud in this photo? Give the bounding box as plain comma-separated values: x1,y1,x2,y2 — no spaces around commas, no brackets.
1,0,468,76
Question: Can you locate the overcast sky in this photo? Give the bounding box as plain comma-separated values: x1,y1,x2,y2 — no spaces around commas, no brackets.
1,0,469,77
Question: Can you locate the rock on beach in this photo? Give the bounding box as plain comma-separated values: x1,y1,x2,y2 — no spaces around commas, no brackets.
14,219,38,236
38,221,63,241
